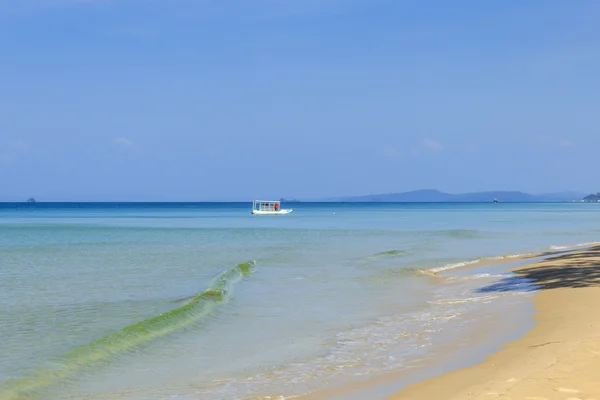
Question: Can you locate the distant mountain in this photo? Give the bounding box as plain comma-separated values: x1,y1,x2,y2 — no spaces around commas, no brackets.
329,189,585,203
583,193,600,202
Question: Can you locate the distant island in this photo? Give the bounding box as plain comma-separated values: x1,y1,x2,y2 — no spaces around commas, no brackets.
583,193,600,202
325,189,586,203
280,198,299,203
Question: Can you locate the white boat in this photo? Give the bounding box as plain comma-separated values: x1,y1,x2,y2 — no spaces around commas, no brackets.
251,200,293,215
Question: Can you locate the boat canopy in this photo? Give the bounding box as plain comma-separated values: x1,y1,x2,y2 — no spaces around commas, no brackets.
252,200,280,212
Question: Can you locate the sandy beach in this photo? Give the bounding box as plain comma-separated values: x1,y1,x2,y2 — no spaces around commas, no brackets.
389,245,600,400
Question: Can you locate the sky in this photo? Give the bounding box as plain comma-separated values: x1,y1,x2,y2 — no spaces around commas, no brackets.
1,0,600,201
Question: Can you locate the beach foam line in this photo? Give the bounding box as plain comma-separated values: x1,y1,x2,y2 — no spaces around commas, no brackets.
549,241,600,251
427,295,500,305
0,261,256,400
444,273,508,281
425,241,600,274
389,245,600,400
427,254,536,273
428,259,484,273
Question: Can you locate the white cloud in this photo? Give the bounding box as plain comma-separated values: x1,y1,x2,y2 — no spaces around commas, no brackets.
558,139,573,147
4,0,371,18
422,139,443,151
0,140,29,165
11,140,28,151
103,26,158,39
527,44,600,75
465,144,478,153
114,137,135,148
201,146,221,157
382,146,398,158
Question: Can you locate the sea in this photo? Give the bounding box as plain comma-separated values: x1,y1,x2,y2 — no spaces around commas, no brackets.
0,202,598,400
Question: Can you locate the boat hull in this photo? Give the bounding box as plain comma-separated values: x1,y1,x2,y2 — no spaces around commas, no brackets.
251,209,293,215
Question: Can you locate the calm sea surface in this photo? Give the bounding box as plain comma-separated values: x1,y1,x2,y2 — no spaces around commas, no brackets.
0,202,598,400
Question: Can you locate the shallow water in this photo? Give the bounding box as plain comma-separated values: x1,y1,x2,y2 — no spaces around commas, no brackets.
0,202,598,399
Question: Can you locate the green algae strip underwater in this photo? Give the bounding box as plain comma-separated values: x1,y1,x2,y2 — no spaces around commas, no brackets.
0,261,256,400
361,249,410,260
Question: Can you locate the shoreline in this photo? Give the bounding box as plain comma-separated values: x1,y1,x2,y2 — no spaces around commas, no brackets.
297,244,600,400
389,244,600,400
297,257,539,400
3,241,597,400
422,241,600,275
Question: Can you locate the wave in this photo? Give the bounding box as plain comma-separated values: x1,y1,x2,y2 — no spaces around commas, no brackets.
427,253,541,274
428,259,483,273
362,249,410,261
445,273,508,281
440,229,484,239
548,241,600,251
549,245,569,250
425,241,600,274
428,294,500,305
0,261,256,400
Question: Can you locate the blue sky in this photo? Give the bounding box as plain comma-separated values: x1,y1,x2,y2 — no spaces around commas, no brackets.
1,0,599,201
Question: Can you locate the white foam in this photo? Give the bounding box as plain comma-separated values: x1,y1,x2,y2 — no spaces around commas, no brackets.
548,241,600,252
428,295,500,305
429,259,481,273
549,245,569,250
506,253,530,258
427,252,535,274
576,241,600,247
446,273,507,282
424,244,598,275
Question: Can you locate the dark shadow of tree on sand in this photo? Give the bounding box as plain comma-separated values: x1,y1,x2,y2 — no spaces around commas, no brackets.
477,246,600,293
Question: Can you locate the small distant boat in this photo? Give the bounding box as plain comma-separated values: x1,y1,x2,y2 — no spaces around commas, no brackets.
493,198,499,203
251,200,293,215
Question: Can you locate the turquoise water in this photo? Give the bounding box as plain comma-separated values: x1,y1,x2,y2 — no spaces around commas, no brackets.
0,202,599,400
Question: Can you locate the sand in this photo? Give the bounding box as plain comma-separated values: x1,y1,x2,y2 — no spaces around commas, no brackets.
389,245,600,400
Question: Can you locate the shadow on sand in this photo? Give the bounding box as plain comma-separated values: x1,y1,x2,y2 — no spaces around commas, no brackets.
477,246,600,293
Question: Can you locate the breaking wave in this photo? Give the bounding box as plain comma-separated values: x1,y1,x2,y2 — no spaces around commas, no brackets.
0,262,256,400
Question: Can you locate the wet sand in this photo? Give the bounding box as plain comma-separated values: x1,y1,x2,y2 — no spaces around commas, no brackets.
389,245,600,400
